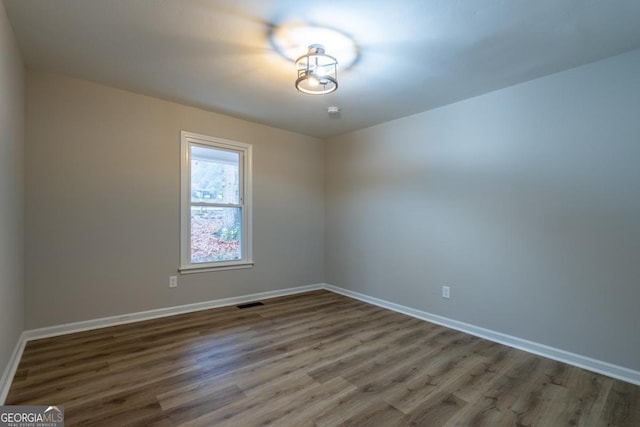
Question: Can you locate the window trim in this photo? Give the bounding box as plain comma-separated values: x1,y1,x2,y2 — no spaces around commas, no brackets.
179,131,253,273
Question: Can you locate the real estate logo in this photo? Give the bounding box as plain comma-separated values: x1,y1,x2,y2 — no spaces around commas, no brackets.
0,405,64,427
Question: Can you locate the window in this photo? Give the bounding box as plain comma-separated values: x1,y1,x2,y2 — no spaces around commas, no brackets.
180,131,253,272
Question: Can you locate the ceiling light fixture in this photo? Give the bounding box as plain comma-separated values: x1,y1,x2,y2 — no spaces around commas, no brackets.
295,44,338,95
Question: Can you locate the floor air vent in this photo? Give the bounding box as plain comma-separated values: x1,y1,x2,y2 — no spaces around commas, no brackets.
236,301,264,309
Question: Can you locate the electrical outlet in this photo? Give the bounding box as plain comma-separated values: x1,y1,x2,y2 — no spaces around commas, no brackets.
442,286,450,299
169,276,178,288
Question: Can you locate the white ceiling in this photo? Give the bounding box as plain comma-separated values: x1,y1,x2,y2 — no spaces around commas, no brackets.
4,0,640,138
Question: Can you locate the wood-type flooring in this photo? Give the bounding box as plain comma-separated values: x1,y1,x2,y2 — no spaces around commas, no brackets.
6,290,640,426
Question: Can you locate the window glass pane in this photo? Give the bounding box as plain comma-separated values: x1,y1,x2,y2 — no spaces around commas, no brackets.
191,145,239,204
191,206,242,263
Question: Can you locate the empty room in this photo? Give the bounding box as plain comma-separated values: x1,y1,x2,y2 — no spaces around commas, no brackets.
1,0,639,426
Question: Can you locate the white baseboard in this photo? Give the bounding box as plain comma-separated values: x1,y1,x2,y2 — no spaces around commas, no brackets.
323,283,640,386
0,332,27,404
2,280,638,402
24,283,324,341
0,283,324,402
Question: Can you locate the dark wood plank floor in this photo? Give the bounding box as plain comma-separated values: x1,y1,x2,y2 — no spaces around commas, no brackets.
6,290,640,426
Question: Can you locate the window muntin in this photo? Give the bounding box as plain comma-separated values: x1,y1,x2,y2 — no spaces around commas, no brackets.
180,132,252,272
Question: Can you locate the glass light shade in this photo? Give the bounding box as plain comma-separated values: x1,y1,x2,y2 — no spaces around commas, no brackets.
295,45,338,95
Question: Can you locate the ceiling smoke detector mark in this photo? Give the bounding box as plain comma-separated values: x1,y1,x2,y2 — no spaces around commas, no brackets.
328,106,341,119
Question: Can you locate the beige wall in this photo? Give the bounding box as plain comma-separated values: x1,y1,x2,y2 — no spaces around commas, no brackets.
0,2,24,378
25,70,324,329
325,49,640,371
17,31,640,376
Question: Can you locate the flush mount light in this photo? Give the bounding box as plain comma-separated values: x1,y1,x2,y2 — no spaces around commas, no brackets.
295,44,338,95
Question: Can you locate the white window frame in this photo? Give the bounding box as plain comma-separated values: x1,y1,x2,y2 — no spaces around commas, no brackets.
180,131,253,273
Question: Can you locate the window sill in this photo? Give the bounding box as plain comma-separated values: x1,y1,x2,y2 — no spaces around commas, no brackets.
179,262,254,274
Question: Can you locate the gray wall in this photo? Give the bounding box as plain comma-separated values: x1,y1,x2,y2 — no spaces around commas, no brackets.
0,2,24,375
25,70,324,329
325,49,640,371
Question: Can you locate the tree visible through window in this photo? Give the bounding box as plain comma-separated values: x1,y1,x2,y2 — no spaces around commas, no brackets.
181,132,253,271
